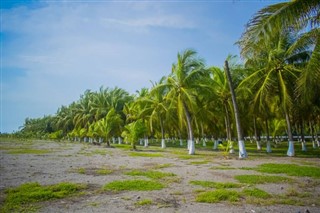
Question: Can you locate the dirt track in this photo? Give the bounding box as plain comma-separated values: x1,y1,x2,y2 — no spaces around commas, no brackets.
1,140,319,213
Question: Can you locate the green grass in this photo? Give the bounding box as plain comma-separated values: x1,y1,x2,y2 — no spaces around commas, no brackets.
103,179,165,191
1,182,86,213
91,149,109,155
234,175,292,184
77,167,86,174
190,180,242,189
189,160,210,165
210,166,236,170
125,170,176,179
7,149,51,155
128,152,163,157
242,188,271,199
195,189,240,203
255,163,320,178
152,163,172,169
96,168,113,175
134,199,153,206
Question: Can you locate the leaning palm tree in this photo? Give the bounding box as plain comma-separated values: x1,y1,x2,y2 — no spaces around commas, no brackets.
160,49,206,155
224,60,248,158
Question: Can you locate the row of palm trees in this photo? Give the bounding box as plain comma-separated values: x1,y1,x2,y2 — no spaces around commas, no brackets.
17,0,319,157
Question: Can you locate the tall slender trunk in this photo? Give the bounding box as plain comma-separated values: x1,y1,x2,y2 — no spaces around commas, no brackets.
224,104,232,141
254,117,261,150
183,102,195,155
266,118,272,153
224,60,247,158
285,111,294,156
160,118,166,148
300,120,307,151
310,121,317,148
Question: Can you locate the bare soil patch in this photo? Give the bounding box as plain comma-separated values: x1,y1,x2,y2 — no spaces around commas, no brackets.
1,140,319,213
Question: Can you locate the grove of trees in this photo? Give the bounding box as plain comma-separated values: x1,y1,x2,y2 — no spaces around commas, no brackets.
9,0,320,157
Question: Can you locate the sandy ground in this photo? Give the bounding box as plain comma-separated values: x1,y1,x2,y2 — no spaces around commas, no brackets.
0,140,319,213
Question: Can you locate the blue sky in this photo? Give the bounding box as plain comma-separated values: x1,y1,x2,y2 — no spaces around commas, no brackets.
1,0,285,133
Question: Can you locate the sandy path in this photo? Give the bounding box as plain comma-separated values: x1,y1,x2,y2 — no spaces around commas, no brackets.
0,140,319,213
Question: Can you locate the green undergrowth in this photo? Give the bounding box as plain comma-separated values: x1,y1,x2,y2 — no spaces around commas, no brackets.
74,167,113,175
243,188,271,199
234,174,293,184
189,160,210,165
7,149,52,155
255,163,320,178
190,180,242,189
196,189,240,203
128,152,163,157
1,182,86,213
103,179,165,191
125,170,176,179
134,199,153,206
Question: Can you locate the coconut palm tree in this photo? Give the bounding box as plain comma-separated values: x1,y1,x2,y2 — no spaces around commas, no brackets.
239,31,309,156
224,60,248,158
238,0,320,104
160,49,206,155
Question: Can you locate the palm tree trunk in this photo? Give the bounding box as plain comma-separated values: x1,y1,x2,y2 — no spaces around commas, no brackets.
183,102,195,155
224,105,232,141
266,118,272,153
300,120,307,151
160,118,166,148
224,60,247,158
285,111,295,156
254,117,261,150
310,121,317,148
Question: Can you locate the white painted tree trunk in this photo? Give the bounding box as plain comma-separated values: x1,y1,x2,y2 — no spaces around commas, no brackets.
99,137,103,143
312,140,317,149
180,139,183,146
256,141,262,150
202,139,206,147
238,140,247,158
266,141,272,153
187,140,190,150
161,139,166,148
118,137,122,144
213,140,218,150
188,140,195,155
139,139,143,145
301,141,307,151
317,140,320,147
287,141,295,157
144,138,149,147
229,143,235,154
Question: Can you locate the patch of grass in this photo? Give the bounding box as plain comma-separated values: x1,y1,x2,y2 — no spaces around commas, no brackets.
152,163,172,169
195,189,240,203
125,170,176,179
210,166,236,170
77,168,86,174
1,182,86,213
190,180,242,189
96,168,113,175
129,152,163,157
242,188,271,199
135,199,153,206
91,149,109,155
189,160,210,165
7,149,51,155
255,163,320,178
234,175,292,184
103,179,165,191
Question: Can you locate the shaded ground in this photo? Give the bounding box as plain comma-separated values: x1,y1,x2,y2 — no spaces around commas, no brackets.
0,139,319,213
